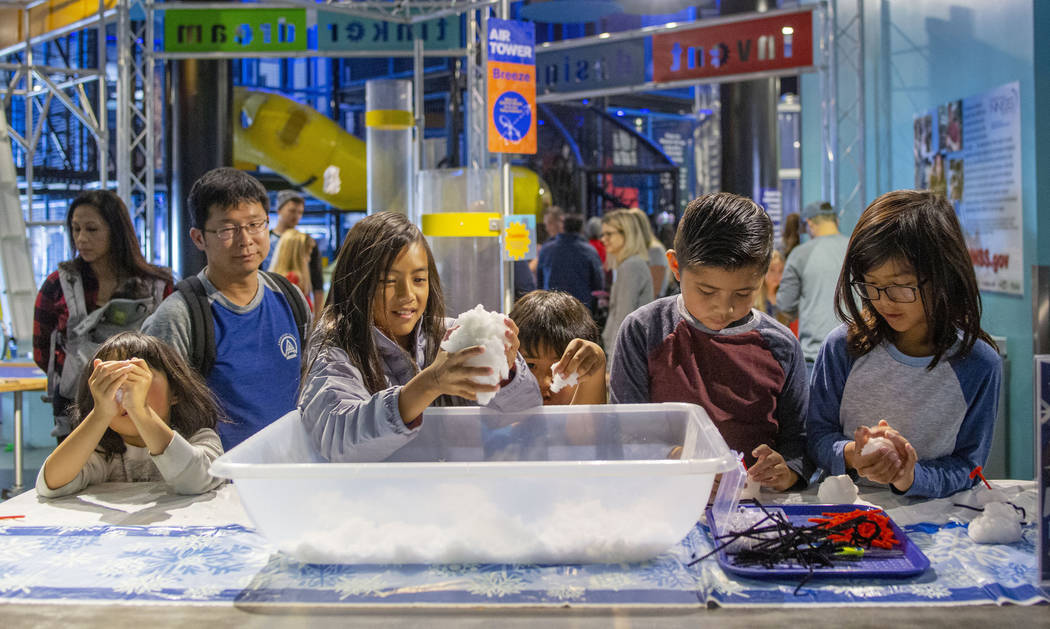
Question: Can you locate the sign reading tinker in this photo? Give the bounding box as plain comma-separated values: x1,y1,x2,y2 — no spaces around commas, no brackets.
652,9,813,83
316,11,461,52
487,19,536,154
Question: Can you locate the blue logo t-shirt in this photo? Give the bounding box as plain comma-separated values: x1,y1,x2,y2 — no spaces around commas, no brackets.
207,284,301,450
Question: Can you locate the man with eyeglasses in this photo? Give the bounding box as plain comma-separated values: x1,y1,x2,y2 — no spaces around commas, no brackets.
776,201,849,377
143,167,311,450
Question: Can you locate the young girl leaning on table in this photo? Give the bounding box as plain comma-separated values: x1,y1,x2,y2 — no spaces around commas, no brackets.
37,332,225,498
297,211,541,463
807,190,1001,499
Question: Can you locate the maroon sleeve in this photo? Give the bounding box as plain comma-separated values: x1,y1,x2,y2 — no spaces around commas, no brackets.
33,271,65,373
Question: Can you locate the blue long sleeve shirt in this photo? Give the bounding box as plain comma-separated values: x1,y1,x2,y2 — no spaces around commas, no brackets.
806,324,1001,498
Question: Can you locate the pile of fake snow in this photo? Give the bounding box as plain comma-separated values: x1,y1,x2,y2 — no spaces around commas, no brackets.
967,501,1023,544
817,474,859,504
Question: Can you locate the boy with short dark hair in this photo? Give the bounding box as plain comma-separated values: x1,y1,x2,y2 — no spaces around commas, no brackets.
509,290,606,405
143,167,311,450
610,192,812,491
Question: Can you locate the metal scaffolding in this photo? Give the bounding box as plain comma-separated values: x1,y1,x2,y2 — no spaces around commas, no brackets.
117,0,157,261
0,1,111,210
2,0,856,271
830,0,865,218
464,5,487,170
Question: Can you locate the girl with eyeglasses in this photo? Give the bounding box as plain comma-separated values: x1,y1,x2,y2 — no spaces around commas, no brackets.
807,190,1001,498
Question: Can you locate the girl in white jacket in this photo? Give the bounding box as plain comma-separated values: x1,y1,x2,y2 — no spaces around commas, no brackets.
38,332,225,497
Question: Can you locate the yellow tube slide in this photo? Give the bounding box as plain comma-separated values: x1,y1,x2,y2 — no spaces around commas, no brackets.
233,87,550,215
234,87,367,209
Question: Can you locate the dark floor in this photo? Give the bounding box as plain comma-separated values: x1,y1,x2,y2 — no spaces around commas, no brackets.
0,445,50,501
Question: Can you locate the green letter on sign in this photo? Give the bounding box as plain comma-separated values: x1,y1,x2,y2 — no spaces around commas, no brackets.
164,9,307,53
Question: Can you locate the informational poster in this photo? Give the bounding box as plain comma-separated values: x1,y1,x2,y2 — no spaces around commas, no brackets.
486,18,536,154
760,189,782,249
503,214,536,261
651,117,698,215
914,82,1022,295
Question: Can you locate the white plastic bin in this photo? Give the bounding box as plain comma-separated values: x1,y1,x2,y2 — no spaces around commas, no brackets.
211,403,736,565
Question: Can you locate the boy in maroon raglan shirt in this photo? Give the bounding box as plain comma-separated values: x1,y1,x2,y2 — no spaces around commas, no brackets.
610,192,813,492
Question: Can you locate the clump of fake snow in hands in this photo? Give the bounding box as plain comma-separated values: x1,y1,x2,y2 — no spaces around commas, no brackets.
441,305,509,405
549,362,578,393
860,436,896,457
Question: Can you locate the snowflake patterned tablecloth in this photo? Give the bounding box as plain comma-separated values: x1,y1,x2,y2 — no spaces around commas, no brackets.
0,517,1046,607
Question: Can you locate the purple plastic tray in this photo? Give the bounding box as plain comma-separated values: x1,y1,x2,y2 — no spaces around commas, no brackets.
705,504,930,579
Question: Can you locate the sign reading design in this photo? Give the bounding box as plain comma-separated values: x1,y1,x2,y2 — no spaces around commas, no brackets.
536,39,646,95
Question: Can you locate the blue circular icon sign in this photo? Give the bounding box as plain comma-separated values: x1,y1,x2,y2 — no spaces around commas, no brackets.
494,91,531,143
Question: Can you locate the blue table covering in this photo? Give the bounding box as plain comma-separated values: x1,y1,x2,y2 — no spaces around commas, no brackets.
0,365,46,379
0,517,1045,607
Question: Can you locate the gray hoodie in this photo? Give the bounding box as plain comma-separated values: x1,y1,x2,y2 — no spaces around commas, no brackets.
298,320,542,462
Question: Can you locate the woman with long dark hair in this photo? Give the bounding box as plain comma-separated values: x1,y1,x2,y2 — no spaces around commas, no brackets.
33,190,174,442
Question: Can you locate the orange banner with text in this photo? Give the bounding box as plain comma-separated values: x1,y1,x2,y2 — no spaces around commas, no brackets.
487,60,536,154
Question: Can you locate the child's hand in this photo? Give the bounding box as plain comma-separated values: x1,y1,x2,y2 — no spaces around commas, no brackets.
889,436,918,493
87,359,133,418
849,424,904,484
503,317,520,372
554,339,606,382
424,347,500,400
868,420,909,456
749,444,799,491
870,422,917,492
119,358,154,416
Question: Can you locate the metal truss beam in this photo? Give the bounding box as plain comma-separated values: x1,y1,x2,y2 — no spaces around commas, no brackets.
117,0,156,262
465,6,486,169
830,0,865,219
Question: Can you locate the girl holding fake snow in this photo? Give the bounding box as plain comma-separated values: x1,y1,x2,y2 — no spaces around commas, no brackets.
298,212,542,462
807,190,1001,498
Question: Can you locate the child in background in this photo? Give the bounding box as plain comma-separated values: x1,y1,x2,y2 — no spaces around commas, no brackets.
753,249,785,318
611,192,812,491
268,228,315,309
509,290,607,405
807,190,1001,499
37,332,225,497
298,212,541,462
